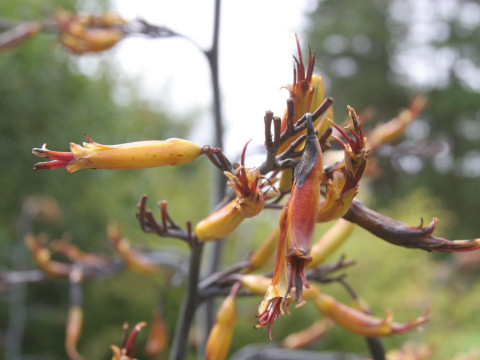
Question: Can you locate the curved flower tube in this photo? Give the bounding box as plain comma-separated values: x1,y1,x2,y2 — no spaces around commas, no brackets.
32,135,203,172
313,292,430,337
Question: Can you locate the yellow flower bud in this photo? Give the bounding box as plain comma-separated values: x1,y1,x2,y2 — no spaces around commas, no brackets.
206,286,238,360
309,218,355,268
33,136,203,172
195,200,244,242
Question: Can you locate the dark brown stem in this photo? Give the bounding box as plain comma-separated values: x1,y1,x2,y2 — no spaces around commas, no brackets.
343,199,480,252
170,240,204,360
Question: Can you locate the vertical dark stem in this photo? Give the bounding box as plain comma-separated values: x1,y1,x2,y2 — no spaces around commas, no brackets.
366,337,386,360
202,0,224,335
169,241,204,360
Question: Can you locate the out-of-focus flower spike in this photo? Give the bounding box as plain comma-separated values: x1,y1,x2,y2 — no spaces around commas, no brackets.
56,9,126,54
313,292,430,337
206,283,240,360
309,218,355,268
33,136,203,172
282,318,334,349
108,224,157,274
368,95,428,152
65,305,84,360
0,21,42,51
50,239,110,267
195,200,244,242
246,227,279,272
144,308,169,358
25,233,71,277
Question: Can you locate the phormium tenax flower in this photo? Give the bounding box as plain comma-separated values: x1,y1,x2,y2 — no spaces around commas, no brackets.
32,135,203,172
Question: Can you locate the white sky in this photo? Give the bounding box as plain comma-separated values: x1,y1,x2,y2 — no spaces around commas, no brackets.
107,0,313,157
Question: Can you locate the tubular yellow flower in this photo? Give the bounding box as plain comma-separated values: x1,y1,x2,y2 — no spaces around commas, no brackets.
32,135,203,172
309,218,355,268
205,283,240,360
246,227,279,272
312,292,430,337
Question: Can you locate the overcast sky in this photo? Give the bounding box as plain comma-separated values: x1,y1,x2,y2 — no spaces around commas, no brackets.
105,0,313,157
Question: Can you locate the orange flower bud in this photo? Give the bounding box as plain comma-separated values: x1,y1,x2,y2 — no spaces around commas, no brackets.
33,135,203,172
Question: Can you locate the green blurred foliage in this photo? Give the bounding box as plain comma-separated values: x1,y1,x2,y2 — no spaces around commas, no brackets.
306,0,480,238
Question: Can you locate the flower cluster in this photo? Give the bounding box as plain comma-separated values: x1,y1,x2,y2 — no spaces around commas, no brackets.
30,35,480,360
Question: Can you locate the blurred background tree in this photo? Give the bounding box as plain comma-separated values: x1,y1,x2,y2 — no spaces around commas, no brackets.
306,0,480,238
